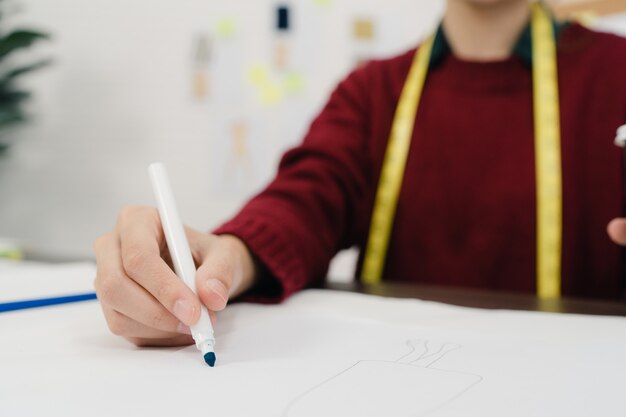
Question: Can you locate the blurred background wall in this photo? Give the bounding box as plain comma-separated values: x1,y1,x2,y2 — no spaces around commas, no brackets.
0,0,624,278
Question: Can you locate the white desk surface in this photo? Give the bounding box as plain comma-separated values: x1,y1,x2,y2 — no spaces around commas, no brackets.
1,263,625,416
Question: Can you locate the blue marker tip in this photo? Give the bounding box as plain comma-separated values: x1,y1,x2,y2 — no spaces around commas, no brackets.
204,352,216,367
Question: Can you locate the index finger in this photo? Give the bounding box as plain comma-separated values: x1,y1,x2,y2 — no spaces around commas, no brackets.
117,206,201,326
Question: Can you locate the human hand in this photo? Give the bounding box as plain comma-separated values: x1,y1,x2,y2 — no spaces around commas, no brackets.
607,218,626,246
93,206,256,347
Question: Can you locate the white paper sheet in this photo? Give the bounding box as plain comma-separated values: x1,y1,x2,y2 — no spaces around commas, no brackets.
1,289,625,416
0,261,96,302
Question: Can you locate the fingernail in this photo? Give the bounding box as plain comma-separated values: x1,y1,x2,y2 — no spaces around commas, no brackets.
206,279,228,305
173,299,196,325
177,323,192,335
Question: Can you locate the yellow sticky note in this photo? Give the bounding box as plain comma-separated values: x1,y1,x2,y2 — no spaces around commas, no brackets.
284,72,305,93
354,18,375,40
216,18,236,39
261,83,282,105
312,0,332,7
247,64,270,87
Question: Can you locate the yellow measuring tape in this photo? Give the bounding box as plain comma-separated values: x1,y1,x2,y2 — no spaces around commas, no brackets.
362,2,563,299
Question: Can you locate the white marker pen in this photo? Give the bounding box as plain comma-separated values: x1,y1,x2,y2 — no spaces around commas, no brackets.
149,162,216,366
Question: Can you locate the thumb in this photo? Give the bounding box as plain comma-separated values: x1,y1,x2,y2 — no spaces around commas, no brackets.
607,218,626,246
196,261,231,312
185,228,232,312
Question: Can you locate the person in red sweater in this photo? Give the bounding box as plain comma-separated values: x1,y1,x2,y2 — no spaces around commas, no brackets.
94,0,626,347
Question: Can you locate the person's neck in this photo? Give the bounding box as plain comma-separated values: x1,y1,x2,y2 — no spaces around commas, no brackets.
443,0,531,61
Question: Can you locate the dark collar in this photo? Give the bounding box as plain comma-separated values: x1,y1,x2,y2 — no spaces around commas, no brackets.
429,18,569,68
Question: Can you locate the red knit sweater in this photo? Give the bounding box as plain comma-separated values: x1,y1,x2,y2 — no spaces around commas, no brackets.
215,23,626,301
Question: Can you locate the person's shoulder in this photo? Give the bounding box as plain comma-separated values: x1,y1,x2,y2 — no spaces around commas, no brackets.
353,47,417,84
561,22,626,61
361,47,416,74
339,46,418,100
576,22,626,47
560,22,626,92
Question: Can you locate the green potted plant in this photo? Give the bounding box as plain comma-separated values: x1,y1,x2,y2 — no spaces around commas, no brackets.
0,0,50,155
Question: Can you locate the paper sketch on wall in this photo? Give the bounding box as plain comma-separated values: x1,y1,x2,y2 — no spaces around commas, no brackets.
274,5,292,71
352,17,376,66
192,33,212,99
223,120,254,190
283,340,483,417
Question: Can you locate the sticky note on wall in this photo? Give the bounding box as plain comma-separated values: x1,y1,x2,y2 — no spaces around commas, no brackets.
192,34,212,99
312,0,332,7
216,18,236,39
277,5,290,31
274,5,292,70
353,18,375,40
194,34,212,64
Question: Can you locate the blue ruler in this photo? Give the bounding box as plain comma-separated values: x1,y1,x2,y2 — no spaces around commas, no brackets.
0,292,97,313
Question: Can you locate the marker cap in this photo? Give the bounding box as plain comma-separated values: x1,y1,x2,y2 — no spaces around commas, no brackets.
615,124,626,148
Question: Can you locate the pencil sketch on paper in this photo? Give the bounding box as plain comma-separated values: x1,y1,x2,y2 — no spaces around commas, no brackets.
283,340,483,417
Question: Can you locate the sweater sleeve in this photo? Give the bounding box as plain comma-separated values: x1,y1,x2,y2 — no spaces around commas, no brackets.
214,64,376,302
